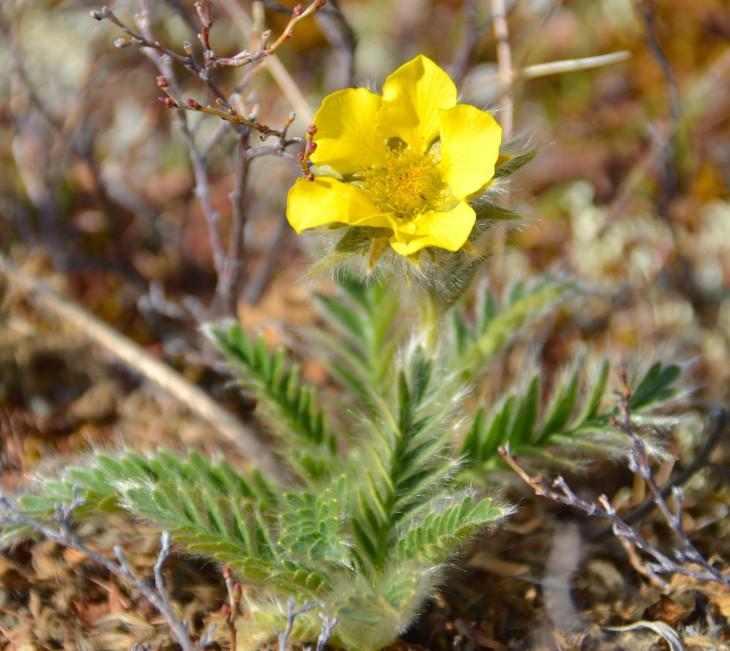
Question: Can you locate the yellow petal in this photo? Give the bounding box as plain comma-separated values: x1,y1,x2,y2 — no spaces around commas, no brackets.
388,201,476,256
439,104,502,199
309,88,386,175
378,55,457,154
286,176,393,232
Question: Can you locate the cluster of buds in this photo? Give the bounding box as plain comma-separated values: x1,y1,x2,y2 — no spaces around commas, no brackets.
219,564,243,646
297,124,318,181
156,76,177,108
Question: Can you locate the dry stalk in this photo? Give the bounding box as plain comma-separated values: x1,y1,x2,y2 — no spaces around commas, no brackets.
0,490,194,651
0,253,284,477
91,0,324,315
499,372,730,589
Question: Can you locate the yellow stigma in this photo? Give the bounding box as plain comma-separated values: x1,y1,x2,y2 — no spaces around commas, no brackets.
362,149,445,221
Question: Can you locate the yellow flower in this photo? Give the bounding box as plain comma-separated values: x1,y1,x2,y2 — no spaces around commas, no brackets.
286,55,503,259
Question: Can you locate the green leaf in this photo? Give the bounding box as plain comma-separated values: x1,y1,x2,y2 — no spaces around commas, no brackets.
472,202,525,222
280,477,348,563
396,495,508,563
212,324,335,478
508,376,539,446
630,362,682,411
458,279,576,375
459,357,687,478
493,148,538,179
535,370,580,444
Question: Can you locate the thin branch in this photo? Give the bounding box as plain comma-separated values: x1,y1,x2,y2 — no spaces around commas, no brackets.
244,213,289,304
490,0,513,140
207,0,326,70
91,6,192,67
277,598,323,651
216,130,251,314
520,51,631,80
93,0,314,314
315,613,339,651
246,143,301,164
611,373,730,587
488,0,514,293
314,0,357,88
222,565,241,650
499,429,730,588
114,540,193,651
98,5,281,138
218,0,314,123
0,490,194,651
450,0,479,83
592,408,730,539
133,4,228,295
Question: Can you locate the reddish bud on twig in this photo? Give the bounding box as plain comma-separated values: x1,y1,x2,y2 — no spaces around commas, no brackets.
187,98,201,109
314,0,327,8
292,3,304,16
156,76,169,88
308,142,318,154
307,124,318,135
158,97,176,107
297,152,304,161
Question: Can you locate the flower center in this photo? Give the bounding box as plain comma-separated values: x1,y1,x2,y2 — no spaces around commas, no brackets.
362,149,446,221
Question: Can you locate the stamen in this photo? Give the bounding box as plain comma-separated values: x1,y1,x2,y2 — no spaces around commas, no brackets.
362,149,447,221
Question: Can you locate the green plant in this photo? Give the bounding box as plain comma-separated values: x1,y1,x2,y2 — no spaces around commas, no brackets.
0,13,690,647
3,270,685,649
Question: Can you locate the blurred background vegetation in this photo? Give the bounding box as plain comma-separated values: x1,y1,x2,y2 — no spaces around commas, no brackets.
1,0,730,648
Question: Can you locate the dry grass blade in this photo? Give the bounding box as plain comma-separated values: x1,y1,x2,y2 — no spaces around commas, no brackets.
0,253,283,476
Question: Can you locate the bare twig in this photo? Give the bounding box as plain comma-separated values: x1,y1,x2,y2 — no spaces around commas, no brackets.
315,613,339,651
499,396,730,590
277,598,323,651
216,130,251,315
490,0,513,140
611,372,730,587
244,213,290,304
591,408,730,539
0,253,284,477
91,0,320,313
135,4,228,310
97,4,284,138
219,0,314,124
222,565,241,649
314,0,357,88
500,442,668,588
488,0,514,293
636,0,680,220
520,51,631,80
207,0,326,70
91,6,189,65
0,490,194,651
